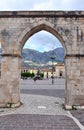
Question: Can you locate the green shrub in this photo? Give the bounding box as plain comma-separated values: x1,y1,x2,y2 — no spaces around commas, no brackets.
21,72,35,78
40,73,44,78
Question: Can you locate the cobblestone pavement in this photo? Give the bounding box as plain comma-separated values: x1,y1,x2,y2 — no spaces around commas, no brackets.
0,94,82,130
0,79,83,130
20,89,65,98
0,114,80,130
71,109,84,126
14,94,67,115
20,78,65,90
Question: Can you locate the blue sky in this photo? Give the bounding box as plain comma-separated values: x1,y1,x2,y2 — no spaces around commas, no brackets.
24,31,62,52
0,0,83,52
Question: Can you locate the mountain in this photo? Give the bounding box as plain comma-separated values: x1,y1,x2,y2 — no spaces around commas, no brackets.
0,47,64,68
22,47,65,68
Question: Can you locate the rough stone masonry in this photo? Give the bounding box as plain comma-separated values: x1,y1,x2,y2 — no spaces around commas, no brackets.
0,11,84,108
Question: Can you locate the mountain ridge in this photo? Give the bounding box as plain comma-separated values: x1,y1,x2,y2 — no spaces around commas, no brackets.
0,47,64,68
22,47,65,67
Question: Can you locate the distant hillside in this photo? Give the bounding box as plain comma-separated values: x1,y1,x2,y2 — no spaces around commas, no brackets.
22,47,65,67
0,47,65,67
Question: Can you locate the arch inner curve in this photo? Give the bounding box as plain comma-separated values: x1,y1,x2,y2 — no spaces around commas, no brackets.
19,23,67,53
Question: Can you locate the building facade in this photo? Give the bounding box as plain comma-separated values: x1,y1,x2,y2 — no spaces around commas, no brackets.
21,63,65,79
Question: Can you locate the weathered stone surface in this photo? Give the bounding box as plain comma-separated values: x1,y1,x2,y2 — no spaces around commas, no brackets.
0,11,84,107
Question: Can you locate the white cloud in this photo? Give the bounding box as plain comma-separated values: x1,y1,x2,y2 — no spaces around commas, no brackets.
24,31,62,52
33,0,53,10
0,0,84,11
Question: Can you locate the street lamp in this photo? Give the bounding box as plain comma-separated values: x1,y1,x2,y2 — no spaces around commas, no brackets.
50,55,55,84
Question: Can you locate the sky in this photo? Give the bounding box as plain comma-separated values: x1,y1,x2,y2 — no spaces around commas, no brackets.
0,0,83,52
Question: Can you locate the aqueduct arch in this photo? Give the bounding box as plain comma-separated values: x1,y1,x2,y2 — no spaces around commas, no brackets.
0,11,84,108
19,21,67,52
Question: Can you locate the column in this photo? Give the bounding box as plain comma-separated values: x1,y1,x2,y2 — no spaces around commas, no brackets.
0,54,21,107
65,55,84,108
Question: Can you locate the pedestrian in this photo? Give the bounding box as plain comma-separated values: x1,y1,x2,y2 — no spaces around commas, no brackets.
34,78,36,82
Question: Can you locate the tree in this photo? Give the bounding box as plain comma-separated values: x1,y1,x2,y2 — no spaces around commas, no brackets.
40,73,44,78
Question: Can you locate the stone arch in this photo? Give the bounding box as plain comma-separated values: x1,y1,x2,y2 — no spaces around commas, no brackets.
0,11,84,108
18,20,67,54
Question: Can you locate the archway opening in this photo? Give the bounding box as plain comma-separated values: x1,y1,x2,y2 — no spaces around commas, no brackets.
20,29,66,113
21,30,65,79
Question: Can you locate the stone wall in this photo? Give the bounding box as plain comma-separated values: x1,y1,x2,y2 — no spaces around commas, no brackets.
0,11,84,107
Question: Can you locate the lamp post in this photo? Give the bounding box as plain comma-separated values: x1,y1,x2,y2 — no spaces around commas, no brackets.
50,55,55,84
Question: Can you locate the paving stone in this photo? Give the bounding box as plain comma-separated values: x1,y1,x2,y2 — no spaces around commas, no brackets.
71,109,84,126
0,114,80,130
0,79,83,130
